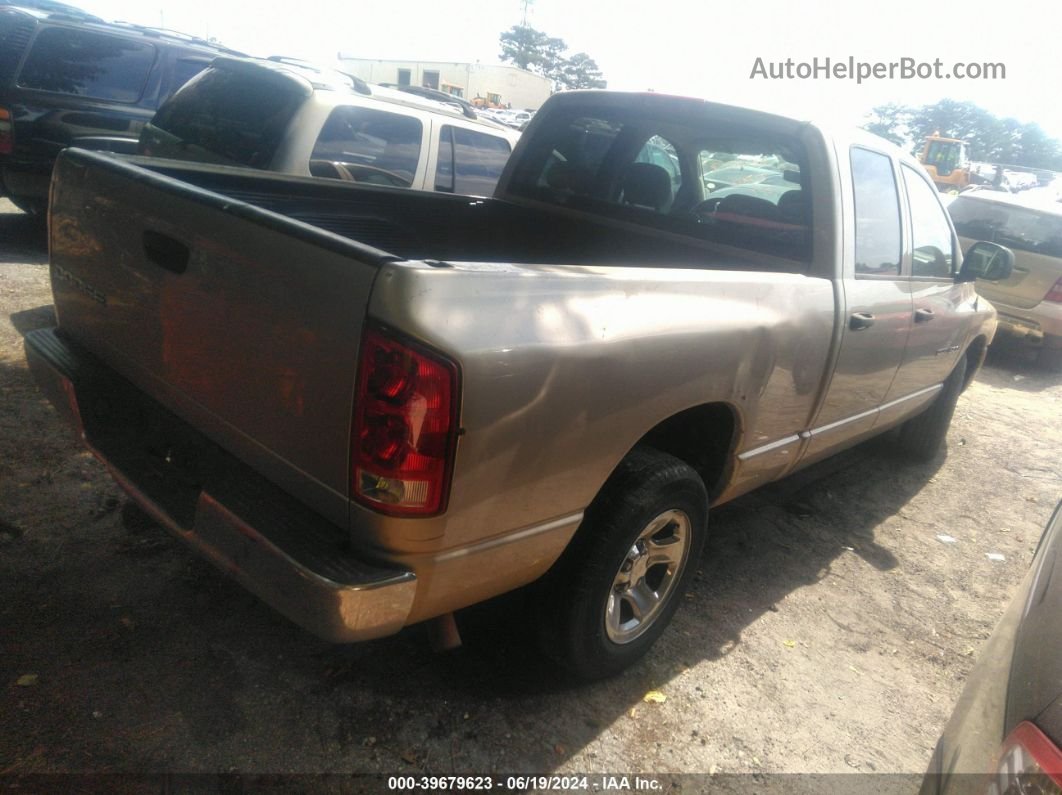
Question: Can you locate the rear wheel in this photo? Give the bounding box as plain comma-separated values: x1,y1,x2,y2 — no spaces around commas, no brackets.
536,447,708,680
896,354,967,461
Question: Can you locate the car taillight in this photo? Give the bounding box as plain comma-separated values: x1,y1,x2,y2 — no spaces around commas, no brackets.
352,326,459,517
0,107,12,155
986,722,1062,795
1044,277,1062,304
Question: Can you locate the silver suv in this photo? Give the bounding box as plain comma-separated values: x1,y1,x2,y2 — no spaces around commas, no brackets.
138,57,520,196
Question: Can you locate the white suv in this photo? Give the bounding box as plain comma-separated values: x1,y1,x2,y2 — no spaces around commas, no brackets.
138,57,521,196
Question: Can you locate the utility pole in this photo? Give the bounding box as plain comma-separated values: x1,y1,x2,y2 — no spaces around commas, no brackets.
521,0,533,27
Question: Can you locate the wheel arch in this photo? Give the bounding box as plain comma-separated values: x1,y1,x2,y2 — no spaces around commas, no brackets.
963,335,989,391
628,401,740,503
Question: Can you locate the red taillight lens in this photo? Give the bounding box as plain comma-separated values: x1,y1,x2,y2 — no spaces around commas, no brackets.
352,326,459,516
1044,277,1062,304
987,722,1062,795
0,107,13,155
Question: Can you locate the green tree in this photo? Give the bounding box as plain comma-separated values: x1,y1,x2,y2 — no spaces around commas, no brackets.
905,99,1003,161
499,25,565,75
499,25,550,71
558,52,606,89
862,99,1062,170
498,25,607,90
1012,122,1062,169
863,103,910,146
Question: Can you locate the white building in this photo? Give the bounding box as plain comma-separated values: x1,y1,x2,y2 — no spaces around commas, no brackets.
337,57,552,111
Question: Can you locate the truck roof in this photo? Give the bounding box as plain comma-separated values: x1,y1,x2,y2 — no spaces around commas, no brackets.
210,56,519,133
538,90,915,167
954,187,1062,217
541,90,809,133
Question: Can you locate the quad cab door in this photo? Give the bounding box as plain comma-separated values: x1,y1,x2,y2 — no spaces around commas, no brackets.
879,163,970,426
801,145,913,465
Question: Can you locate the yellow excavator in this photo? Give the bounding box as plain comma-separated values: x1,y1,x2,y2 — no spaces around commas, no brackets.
918,134,973,192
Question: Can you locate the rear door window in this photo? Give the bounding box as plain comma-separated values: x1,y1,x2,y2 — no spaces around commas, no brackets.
434,125,512,195
850,147,903,276
309,106,422,188
18,27,157,103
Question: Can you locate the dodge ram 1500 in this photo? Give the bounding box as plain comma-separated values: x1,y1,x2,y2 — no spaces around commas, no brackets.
26,88,1014,679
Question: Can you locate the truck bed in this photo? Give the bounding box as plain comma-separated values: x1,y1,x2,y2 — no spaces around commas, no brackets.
45,149,826,541
132,155,808,271
42,147,841,637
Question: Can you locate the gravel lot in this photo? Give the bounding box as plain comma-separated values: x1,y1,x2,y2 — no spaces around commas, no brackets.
2,197,1060,792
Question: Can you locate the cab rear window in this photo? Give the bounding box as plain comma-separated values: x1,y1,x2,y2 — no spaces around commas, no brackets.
18,27,156,103
506,107,810,261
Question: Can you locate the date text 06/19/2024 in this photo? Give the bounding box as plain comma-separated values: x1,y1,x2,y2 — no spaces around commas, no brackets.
386,775,664,791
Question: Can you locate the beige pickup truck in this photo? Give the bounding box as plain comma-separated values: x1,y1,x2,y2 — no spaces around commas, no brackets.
26,88,1014,680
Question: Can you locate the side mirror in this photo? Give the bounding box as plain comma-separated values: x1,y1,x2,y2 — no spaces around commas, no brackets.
956,241,1015,283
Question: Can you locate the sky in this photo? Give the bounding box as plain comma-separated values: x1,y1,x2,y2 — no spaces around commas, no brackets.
75,0,1062,141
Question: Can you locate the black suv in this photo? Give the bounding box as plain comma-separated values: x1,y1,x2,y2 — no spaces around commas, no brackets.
0,3,241,214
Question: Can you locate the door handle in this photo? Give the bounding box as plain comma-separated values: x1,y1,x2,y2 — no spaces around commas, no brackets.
849,312,875,330
142,230,190,275
914,308,936,323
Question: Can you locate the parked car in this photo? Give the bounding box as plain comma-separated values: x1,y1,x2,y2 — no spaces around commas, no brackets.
138,57,521,196
920,500,1062,794
502,110,533,128
0,2,242,215
28,90,1015,680
701,163,781,192
948,191,1062,369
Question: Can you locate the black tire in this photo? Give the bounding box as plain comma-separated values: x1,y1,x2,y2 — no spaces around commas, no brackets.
536,447,708,681
896,354,967,461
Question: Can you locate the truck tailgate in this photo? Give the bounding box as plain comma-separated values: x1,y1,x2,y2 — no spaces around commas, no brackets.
48,148,394,524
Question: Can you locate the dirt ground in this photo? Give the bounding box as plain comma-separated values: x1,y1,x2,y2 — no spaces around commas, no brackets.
1,196,1060,792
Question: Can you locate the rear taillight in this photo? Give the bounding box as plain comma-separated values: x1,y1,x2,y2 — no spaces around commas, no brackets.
987,722,1062,795
1044,277,1062,304
0,107,12,155
352,326,459,517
